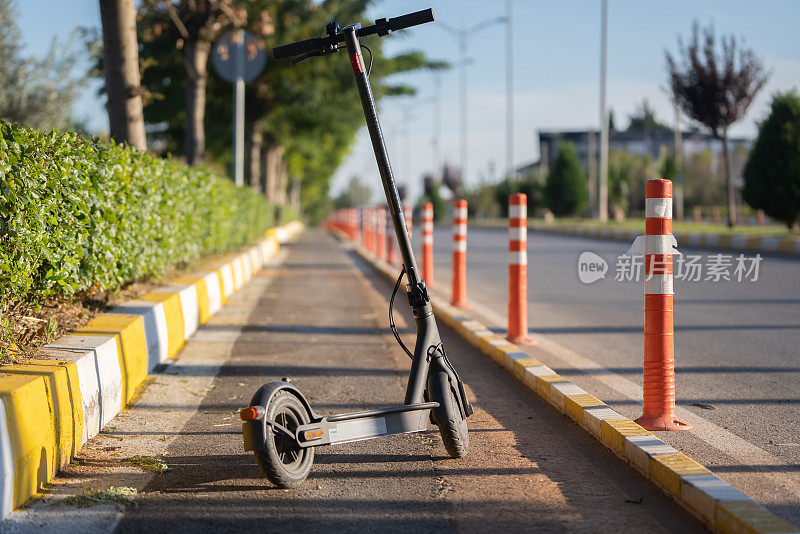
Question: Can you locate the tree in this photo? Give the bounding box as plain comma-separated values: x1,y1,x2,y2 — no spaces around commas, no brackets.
0,0,85,131
139,0,240,165
128,0,431,223
666,21,768,226
545,141,588,217
493,172,544,217
334,176,371,209
627,98,670,137
99,0,147,149
441,164,463,195
743,91,800,229
418,174,446,221
660,151,678,182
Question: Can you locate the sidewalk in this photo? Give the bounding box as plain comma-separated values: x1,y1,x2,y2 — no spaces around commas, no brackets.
4,229,705,533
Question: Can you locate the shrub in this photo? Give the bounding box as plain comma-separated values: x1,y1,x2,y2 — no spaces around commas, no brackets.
743,91,800,229
545,141,588,217
0,121,283,305
493,173,544,218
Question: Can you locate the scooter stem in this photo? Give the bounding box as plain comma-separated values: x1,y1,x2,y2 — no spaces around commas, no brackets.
342,25,443,406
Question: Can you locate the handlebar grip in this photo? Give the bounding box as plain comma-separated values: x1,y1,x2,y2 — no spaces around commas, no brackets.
272,37,323,60
388,8,435,32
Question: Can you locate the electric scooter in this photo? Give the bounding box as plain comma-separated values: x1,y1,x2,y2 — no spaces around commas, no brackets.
240,8,473,488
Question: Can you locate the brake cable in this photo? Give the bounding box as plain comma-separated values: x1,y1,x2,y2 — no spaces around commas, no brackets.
361,44,374,76
389,266,414,359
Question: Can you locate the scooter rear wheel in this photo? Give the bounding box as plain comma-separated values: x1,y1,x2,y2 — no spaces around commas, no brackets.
254,390,314,487
429,371,469,458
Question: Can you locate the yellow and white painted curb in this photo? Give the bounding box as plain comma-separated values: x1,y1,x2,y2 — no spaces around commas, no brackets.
0,221,303,517
351,238,799,534
534,224,800,256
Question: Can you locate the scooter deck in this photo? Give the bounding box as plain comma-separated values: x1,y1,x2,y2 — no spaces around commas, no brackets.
296,402,439,447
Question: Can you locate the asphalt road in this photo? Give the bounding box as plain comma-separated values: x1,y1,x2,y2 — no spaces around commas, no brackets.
420,224,800,524
5,230,705,533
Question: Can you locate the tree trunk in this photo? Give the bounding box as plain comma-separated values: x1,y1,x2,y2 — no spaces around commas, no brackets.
246,123,263,191
722,129,736,227
264,144,285,204
99,0,146,150
259,143,269,198
184,39,210,165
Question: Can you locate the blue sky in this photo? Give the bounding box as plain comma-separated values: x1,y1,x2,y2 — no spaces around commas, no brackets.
15,1,800,202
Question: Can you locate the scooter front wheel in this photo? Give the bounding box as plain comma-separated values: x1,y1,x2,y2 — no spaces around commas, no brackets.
254,390,315,487
429,371,469,458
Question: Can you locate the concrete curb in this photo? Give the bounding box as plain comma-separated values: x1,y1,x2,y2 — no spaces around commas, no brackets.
348,236,798,534
0,221,303,517
530,223,800,256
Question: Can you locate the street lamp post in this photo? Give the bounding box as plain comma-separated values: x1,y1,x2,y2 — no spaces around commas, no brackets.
506,0,515,180
598,0,609,221
440,15,507,186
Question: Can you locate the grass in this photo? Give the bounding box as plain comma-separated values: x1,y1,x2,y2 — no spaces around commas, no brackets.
124,455,169,474
539,217,797,237
60,486,137,508
472,217,797,237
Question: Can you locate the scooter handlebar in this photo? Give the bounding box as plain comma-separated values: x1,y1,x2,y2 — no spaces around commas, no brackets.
272,8,435,61
273,36,323,61
387,8,435,32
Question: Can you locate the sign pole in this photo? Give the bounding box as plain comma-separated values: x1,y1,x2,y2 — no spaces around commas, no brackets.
213,29,265,187
233,30,245,187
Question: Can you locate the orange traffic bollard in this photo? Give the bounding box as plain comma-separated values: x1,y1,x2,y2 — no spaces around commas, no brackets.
387,209,397,266
369,207,377,255
357,207,363,245
376,206,387,260
421,202,434,287
635,179,691,431
507,194,533,345
363,207,371,253
451,199,469,307
404,205,413,244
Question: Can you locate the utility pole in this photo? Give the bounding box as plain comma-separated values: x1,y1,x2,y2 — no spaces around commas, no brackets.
588,131,597,207
673,101,684,221
598,0,609,221
506,0,515,180
440,16,506,186
433,72,443,178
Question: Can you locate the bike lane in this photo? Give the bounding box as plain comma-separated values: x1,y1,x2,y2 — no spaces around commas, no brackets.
5,230,705,533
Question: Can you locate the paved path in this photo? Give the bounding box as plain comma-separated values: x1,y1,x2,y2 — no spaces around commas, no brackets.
6,230,704,533
423,225,800,525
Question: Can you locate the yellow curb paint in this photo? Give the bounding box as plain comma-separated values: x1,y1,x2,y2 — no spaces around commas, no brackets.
354,233,800,534
534,374,567,398
0,373,54,508
778,237,797,254
139,291,185,358
216,266,232,302
175,275,212,325
488,339,517,360
745,236,764,251
1,361,83,470
600,418,652,457
715,500,798,534
564,393,606,424
650,453,712,498
479,334,507,362
77,314,147,406
511,357,542,380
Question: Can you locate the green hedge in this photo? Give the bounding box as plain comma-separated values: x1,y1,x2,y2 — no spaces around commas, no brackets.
0,121,280,305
